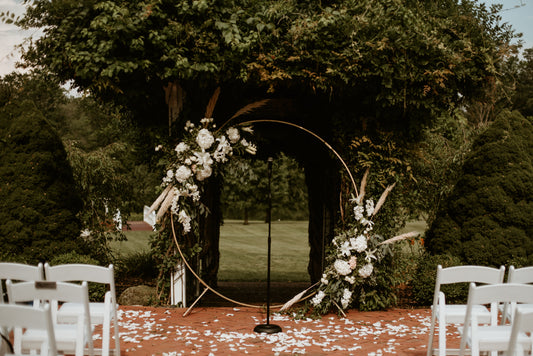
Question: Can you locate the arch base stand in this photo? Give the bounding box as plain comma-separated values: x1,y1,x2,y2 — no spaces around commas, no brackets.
254,323,282,334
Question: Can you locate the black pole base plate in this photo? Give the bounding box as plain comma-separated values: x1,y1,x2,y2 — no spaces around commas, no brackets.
253,323,282,334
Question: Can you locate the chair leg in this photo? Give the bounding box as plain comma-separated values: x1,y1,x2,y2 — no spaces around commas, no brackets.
102,317,110,356
438,321,446,356
427,315,436,356
113,316,120,356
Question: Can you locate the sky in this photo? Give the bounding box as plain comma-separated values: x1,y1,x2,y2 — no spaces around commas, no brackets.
0,0,532,77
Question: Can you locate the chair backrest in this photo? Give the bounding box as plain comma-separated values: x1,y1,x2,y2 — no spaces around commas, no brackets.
7,280,93,355
507,309,533,356
7,280,91,309
0,262,44,303
508,265,533,284
0,303,58,356
460,283,533,355
44,263,116,302
432,265,505,306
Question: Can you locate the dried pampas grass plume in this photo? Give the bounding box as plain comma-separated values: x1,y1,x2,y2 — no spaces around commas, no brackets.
372,182,396,217
379,231,419,245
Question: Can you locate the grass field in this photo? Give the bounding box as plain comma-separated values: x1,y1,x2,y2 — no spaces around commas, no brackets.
115,219,427,282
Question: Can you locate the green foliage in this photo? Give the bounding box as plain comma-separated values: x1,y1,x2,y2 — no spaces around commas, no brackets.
410,254,466,306
48,252,107,302
114,250,158,281
425,110,533,266
346,133,416,236
0,98,83,264
14,0,517,135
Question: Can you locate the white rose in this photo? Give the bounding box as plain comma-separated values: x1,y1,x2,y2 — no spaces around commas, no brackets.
175,165,192,183
359,263,373,278
175,142,189,154
196,128,215,150
226,127,240,144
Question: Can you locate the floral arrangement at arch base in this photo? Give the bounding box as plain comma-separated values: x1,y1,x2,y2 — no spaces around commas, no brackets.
282,170,419,317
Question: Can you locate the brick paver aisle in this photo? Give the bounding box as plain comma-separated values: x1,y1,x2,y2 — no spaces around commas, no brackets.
109,306,461,355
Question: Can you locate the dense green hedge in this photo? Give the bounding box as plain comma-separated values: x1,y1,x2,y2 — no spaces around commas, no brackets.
425,110,533,266
0,100,84,263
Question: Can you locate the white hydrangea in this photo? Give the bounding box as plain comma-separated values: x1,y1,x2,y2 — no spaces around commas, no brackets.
226,127,240,144
196,128,215,150
175,165,192,183
341,288,352,308
354,205,364,221
365,199,375,217
345,276,356,284
359,263,373,278
334,259,352,276
311,290,326,306
350,235,367,253
178,210,191,233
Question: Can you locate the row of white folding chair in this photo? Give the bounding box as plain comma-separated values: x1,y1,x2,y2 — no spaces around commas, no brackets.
458,283,533,356
6,280,94,356
427,265,506,356
0,303,57,356
0,262,119,356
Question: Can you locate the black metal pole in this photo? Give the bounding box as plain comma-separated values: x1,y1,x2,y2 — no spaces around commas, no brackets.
254,157,281,334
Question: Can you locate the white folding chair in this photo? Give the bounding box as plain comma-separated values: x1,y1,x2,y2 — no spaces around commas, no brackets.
458,283,533,356
0,262,45,337
502,266,533,324
0,303,57,356
507,309,533,356
427,265,505,356
7,280,94,356
44,263,120,356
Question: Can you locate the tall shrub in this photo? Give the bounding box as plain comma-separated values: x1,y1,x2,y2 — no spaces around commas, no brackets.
0,100,83,263
425,110,533,266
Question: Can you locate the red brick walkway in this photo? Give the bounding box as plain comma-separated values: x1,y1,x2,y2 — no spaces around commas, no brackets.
112,306,461,356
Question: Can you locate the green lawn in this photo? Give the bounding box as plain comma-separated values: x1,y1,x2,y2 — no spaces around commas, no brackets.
114,218,427,282
218,220,309,282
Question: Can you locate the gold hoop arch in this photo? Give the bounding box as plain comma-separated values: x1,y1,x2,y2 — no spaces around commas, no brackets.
171,119,359,310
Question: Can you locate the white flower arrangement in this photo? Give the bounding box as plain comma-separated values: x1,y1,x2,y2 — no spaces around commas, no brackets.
149,117,255,233
306,178,419,316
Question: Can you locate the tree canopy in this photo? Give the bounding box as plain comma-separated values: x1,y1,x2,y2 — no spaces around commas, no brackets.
15,0,517,136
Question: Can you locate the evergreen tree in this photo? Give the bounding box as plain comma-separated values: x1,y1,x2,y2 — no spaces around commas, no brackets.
0,99,83,263
425,110,533,266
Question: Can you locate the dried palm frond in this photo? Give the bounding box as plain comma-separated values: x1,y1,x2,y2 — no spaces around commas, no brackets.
379,231,419,245
156,188,176,221
204,87,221,119
372,182,396,217
229,99,271,120
148,185,172,214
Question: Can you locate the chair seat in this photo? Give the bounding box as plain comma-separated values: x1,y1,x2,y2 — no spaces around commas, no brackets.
57,302,114,324
21,324,94,352
438,305,492,324
458,325,532,351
